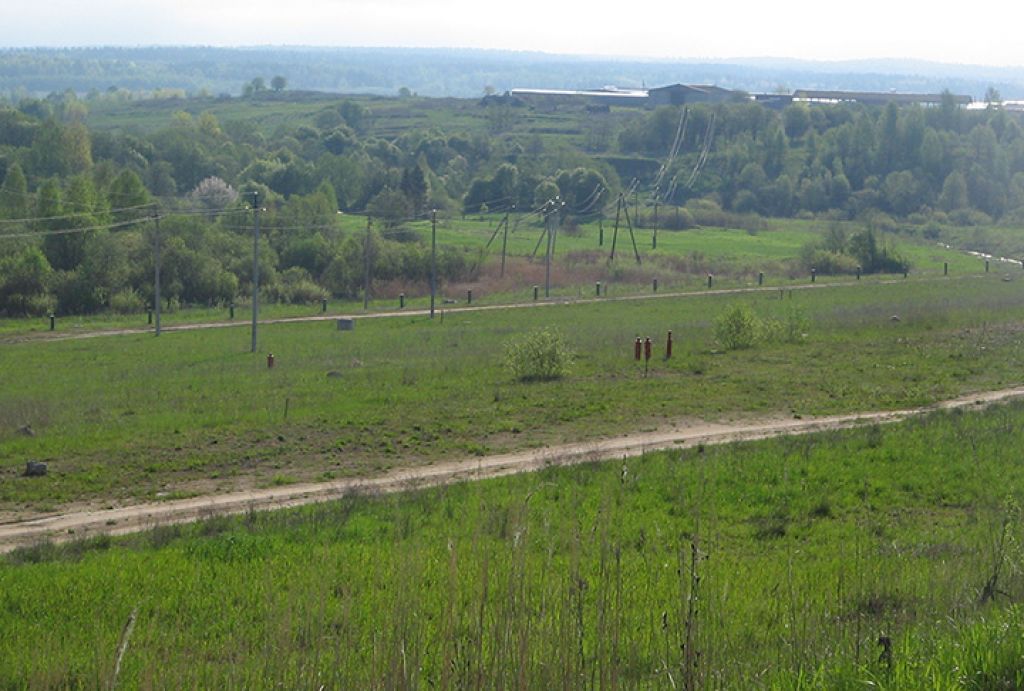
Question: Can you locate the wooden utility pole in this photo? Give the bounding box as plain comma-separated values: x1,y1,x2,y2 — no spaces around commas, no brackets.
430,209,437,318
653,200,659,250
544,202,555,298
484,208,512,278
153,211,162,337
363,217,372,310
609,196,622,261
500,205,512,277
250,191,260,354
622,198,642,265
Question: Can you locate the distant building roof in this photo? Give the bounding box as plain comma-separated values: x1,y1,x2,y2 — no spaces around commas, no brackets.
792,89,972,106
510,87,648,99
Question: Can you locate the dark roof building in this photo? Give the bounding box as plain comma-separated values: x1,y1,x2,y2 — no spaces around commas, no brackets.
753,93,795,109
647,84,745,106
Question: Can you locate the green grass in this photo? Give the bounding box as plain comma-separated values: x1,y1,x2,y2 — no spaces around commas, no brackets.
2,274,1024,511
4,400,1024,687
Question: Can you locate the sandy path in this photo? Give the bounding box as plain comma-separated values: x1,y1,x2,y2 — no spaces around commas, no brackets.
2,384,1021,553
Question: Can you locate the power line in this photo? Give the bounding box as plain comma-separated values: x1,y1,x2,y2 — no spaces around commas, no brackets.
0,216,150,239
0,202,154,225
0,205,246,240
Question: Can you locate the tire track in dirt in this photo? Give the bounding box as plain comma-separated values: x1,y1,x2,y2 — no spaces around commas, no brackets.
2,384,1021,553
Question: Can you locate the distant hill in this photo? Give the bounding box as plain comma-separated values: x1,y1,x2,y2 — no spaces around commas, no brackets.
1,46,1022,100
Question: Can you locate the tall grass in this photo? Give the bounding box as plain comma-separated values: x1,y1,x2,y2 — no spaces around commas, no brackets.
3,401,1024,686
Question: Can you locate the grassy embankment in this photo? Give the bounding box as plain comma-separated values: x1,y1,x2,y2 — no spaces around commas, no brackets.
2,399,1024,687
1,274,1023,513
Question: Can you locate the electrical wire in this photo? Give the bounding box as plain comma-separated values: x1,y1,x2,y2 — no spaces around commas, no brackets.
0,202,154,225
0,217,150,240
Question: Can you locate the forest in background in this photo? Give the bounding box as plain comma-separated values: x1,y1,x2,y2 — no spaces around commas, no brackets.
1,47,1024,99
1,82,1023,317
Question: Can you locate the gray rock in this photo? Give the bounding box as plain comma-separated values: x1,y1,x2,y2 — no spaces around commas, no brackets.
24,461,47,477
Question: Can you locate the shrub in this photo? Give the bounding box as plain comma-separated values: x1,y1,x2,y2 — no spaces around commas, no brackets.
761,306,810,344
799,246,859,275
504,328,573,382
109,288,145,314
714,304,761,351
717,304,810,351
268,267,328,304
657,206,694,230
950,208,993,227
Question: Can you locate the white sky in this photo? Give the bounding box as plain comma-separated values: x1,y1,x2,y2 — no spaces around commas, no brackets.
1,0,1022,67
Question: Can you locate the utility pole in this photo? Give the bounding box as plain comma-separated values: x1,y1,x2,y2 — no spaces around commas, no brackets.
500,205,512,278
250,191,260,354
653,200,659,250
622,197,642,265
609,195,622,261
363,216,372,310
544,199,559,298
430,209,437,319
153,211,162,337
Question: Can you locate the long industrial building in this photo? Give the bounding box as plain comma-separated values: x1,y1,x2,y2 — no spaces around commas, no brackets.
505,84,974,110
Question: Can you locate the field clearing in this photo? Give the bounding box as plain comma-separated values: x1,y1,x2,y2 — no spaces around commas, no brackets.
2,275,1024,516
3,399,1024,687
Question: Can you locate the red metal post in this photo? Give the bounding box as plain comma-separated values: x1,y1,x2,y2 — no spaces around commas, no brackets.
634,337,642,361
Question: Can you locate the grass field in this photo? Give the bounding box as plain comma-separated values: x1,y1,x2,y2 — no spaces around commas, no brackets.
3,399,1024,687
2,273,1024,515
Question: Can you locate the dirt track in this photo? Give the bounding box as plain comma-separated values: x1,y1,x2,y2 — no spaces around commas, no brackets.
0,274,951,345
2,384,1021,553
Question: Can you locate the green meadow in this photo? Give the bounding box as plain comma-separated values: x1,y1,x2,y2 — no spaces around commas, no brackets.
3,400,1024,687
2,274,1024,513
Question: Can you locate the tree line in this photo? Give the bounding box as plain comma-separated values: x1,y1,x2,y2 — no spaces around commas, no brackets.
0,89,1022,317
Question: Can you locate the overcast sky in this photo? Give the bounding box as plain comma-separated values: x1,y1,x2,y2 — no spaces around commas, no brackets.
1,0,1021,67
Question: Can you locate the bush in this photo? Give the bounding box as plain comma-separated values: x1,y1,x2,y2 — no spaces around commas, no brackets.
950,208,993,227
657,206,694,230
799,246,859,275
268,267,328,304
761,306,810,344
686,198,767,232
714,304,761,350
504,328,573,382
109,288,145,314
1,292,51,317
717,304,810,351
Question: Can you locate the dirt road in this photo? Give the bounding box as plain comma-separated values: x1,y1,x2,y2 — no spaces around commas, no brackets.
2,385,1021,553
0,274,952,345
